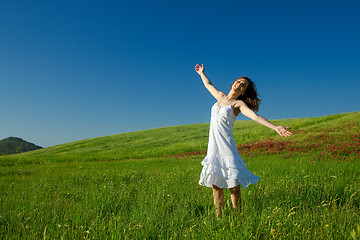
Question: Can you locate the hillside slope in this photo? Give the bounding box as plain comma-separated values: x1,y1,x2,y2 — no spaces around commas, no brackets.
0,111,359,165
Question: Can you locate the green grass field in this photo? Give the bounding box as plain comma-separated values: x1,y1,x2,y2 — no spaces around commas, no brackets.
1,111,359,239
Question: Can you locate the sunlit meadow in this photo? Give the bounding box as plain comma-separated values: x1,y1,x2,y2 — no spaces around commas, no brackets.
1,112,359,239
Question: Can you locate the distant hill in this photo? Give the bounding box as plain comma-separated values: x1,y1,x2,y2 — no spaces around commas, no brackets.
0,137,42,155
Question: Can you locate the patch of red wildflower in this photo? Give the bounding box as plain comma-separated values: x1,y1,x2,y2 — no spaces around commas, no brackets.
238,122,360,161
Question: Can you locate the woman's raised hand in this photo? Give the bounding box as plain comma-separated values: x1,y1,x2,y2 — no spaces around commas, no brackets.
195,64,204,75
275,126,293,137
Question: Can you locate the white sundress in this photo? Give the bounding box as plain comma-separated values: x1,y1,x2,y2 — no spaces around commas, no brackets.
199,101,260,189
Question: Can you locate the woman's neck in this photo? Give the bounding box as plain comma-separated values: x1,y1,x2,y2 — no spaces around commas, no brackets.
227,90,241,100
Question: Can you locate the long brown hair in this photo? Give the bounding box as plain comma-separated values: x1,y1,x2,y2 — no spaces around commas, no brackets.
233,77,261,112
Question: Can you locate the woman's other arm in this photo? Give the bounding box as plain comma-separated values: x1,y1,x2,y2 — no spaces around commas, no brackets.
236,100,293,137
195,64,225,100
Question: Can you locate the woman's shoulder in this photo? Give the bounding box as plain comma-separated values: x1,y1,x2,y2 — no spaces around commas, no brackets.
216,93,227,101
233,100,247,108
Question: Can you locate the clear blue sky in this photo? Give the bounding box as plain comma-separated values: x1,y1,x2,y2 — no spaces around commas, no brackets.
1,0,359,147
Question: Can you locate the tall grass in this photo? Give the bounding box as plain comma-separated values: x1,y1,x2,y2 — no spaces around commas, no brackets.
1,157,359,239
1,111,359,239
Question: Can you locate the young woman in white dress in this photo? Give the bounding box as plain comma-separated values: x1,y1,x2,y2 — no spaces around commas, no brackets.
195,64,292,217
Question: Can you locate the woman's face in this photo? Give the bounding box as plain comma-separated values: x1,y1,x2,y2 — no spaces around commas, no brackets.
232,79,249,94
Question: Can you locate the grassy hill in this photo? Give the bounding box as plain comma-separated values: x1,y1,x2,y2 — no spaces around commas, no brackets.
1,111,359,166
1,111,359,239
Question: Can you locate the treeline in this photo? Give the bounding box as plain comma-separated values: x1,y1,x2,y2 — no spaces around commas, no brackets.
0,137,42,155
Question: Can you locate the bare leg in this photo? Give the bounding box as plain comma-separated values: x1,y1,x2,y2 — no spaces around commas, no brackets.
212,184,224,218
229,185,241,213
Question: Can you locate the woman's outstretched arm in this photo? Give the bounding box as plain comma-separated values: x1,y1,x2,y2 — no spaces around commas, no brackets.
195,64,225,100
236,100,293,137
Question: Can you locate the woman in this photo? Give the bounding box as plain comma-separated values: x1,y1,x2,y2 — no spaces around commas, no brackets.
195,64,292,218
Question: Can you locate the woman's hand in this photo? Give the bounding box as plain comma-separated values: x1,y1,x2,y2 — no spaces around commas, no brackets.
195,64,205,75
275,126,293,137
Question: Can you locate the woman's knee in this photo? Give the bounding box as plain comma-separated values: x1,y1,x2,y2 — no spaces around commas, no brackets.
212,184,222,190
229,185,240,194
